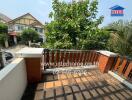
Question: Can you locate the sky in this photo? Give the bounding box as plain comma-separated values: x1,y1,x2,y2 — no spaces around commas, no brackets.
0,0,132,27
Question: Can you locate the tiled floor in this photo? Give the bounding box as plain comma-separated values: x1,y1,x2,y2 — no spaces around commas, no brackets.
22,68,132,100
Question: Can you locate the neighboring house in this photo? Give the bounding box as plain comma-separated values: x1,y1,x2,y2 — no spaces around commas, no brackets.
8,13,45,44
0,12,11,23
0,13,11,47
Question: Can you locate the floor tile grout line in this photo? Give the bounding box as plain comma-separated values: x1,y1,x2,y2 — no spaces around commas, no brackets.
90,71,124,100
59,73,67,100
70,73,86,100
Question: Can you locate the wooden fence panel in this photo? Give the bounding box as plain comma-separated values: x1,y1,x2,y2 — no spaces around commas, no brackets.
42,49,131,82
43,49,99,68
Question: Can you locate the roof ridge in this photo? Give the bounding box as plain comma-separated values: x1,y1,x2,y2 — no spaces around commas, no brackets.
8,13,43,25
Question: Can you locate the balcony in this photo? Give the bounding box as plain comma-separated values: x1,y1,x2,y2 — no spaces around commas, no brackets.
0,48,132,100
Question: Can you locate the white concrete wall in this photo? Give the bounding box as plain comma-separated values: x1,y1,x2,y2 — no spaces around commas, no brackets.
0,58,27,100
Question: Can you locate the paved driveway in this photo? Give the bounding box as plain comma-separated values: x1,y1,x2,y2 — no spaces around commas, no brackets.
3,45,28,66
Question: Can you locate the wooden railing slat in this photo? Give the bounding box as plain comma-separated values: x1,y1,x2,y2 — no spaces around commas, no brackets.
51,51,55,66
113,57,121,71
86,51,90,65
117,58,127,75
83,51,87,66
79,51,83,64
60,51,64,67
73,52,77,66
124,62,132,78
56,51,60,67
76,52,80,66
92,51,96,64
64,52,69,67
88,51,92,63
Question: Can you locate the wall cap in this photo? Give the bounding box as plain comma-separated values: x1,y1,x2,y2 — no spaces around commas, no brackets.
15,47,44,58
98,50,118,57
108,71,132,89
0,58,24,81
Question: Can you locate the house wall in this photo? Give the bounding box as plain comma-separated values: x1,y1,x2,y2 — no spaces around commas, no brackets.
0,19,6,23
0,58,27,100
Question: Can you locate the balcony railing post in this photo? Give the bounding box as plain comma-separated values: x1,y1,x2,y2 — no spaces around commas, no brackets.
43,49,50,69
98,51,118,73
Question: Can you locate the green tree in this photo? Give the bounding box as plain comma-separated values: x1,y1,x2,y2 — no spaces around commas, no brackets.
43,0,108,49
105,20,132,57
21,28,39,44
0,22,8,47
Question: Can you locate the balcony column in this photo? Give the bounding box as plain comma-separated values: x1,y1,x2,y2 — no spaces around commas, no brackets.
16,48,44,83
98,50,118,73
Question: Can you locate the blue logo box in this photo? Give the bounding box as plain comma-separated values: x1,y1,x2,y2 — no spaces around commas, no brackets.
110,5,125,16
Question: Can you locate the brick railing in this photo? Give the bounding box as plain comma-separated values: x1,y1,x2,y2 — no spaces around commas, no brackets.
111,56,132,81
42,49,99,69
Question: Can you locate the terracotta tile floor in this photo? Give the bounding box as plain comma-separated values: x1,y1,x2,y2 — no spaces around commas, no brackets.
22,68,132,100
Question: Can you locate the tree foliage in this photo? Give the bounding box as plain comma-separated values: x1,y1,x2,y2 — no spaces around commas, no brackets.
21,28,39,44
105,20,132,57
43,0,109,49
0,22,8,46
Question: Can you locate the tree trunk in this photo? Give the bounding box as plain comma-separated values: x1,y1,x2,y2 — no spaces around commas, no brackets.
28,41,31,47
0,50,4,69
4,40,9,48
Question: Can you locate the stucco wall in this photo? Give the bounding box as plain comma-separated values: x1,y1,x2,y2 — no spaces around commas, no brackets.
0,58,27,100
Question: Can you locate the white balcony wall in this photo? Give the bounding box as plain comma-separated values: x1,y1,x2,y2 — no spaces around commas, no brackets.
8,24,15,32
0,58,27,100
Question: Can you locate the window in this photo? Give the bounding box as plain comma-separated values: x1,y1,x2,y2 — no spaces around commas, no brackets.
34,27,43,33
35,28,38,31
16,25,25,31
37,28,43,33
17,25,21,30
39,28,43,33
